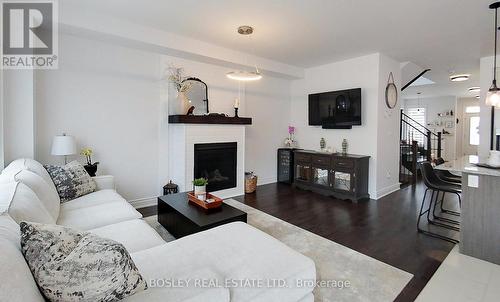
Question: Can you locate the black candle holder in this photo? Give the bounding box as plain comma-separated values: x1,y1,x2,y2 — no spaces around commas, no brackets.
234,107,239,117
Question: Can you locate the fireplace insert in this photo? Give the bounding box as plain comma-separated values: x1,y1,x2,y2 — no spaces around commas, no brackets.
194,142,237,192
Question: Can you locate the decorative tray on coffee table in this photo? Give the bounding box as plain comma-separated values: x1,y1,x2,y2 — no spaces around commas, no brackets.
187,192,223,210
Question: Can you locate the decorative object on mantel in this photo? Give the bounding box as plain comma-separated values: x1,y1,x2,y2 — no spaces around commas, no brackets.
168,66,192,115
192,178,208,201
226,26,263,82
233,98,240,117
245,171,258,194
181,77,209,114
385,72,398,109
486,2,500,150
186,106,195,115
51,133,76,165
163,180,179,195
342,139,348,155
80,148,99,177
320,138,326,151
284,126,296,147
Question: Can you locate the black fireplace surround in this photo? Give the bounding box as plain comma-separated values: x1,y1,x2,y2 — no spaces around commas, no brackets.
194,142,237,192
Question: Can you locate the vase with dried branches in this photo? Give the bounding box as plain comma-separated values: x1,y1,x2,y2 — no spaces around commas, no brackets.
168,66,193,114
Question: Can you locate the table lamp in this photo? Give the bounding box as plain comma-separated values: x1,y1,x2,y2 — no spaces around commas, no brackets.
51,133,76,164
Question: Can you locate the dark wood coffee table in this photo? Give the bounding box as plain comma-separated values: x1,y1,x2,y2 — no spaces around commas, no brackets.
157,192,247,238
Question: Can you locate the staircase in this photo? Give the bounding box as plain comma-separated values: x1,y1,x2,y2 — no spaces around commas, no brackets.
400,110,442,185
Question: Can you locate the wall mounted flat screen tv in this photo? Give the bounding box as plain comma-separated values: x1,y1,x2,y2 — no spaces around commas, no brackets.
308,88,362,128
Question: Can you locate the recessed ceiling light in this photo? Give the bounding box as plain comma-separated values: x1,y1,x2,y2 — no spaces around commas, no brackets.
468,87,480,93
450,74,470,82
476,95,480,99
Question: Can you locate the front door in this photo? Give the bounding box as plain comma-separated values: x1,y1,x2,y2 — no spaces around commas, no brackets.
463,110,480,156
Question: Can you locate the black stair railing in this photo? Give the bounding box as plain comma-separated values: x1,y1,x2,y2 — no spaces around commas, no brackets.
399,110,442,185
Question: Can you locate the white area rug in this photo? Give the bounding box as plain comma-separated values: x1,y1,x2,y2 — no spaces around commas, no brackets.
144,199,413,302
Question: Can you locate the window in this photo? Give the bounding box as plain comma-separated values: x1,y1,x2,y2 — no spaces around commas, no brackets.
469,116,480,146
405,107,426,146
465,106,480,114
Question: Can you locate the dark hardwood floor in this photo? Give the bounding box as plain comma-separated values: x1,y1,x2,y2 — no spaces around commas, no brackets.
139,182,457,302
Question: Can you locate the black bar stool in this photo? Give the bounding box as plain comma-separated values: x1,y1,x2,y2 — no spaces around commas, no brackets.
434,157,461,216
417,162,461,243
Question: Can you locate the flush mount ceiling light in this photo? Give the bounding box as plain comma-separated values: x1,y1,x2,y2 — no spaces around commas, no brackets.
468,87,481,93
450,74,470,82
226,25,262,82
226,70,262,81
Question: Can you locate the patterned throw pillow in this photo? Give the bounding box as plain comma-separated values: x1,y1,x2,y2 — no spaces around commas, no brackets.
20,222,147,302
44,161,97,203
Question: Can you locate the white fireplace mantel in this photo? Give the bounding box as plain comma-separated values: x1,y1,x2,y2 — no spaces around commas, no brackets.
167,124,246,199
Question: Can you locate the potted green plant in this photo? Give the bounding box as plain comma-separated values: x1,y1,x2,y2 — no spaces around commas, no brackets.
192,178,208,196
81,148,99,177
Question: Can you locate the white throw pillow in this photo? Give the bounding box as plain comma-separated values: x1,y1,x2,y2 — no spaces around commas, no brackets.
20,222,148,302
3,182,56,225
0,215,45,302
44,161,97,203
14,170,60,220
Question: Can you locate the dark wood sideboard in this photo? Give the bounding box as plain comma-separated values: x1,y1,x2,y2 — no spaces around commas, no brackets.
293,150,370,202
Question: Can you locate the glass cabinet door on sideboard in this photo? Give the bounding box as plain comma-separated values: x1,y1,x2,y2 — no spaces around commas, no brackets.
312,167,329,186
295,164,311,183
330,170,353,193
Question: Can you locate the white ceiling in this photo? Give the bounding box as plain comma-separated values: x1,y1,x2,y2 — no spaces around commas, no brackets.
62,0,494,97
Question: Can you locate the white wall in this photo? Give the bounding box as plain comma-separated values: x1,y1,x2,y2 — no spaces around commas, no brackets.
34,33,291,203
402,96,457,160
3,69,36,164
376,54,402,197
245,76,291,185
290,53,401,199
35,33,162,202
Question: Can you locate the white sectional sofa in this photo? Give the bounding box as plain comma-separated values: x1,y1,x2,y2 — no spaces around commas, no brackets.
0,158,316,302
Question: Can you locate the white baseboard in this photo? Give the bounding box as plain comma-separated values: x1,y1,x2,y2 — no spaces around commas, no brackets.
374,183,400,200
129,197,157,209
130,177,276,209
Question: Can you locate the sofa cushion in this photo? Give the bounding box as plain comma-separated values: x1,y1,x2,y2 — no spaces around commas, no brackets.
1,182,56,225
57,201,142,230
131,222,316,302
89,219,165,253
20,221,147,302
4,159,59,194
0,215,45,302
14,170,60,221
61,189,125,211
1,159,26,178
44,161,96,203
123,267,230,302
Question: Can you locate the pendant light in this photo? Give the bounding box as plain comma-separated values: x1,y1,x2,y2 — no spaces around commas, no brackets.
487,2,500,150
487,2,500,107
417,92,421,111
226,26,263,82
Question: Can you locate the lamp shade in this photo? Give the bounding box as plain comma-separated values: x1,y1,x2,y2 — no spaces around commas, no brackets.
51,135,76,156
486,89,500,107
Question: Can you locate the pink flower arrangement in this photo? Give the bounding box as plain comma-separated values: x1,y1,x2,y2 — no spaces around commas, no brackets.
288,126,295,135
